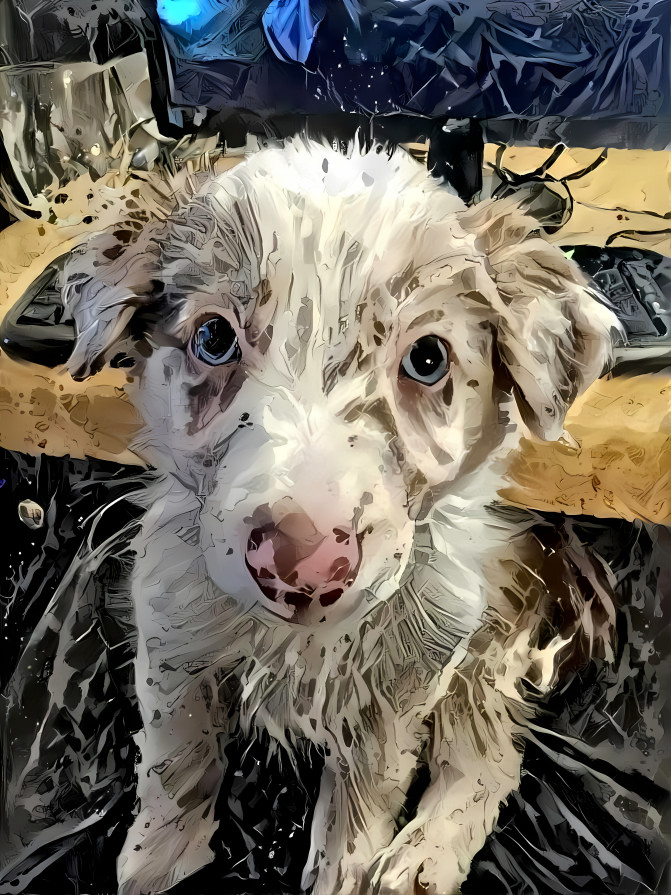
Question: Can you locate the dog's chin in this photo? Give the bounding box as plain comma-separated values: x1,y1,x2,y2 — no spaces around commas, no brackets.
256,587,365,626
252,558,412,628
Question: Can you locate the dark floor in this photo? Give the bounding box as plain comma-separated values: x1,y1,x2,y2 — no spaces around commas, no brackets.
0,448,670,895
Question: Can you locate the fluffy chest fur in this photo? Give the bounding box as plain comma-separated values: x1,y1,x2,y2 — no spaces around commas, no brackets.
129,473,513,755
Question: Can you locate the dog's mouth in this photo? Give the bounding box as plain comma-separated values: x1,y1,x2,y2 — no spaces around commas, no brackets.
245,520,364,616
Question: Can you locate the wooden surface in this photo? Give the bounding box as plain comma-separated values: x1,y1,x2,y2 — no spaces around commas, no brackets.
484,143,671,255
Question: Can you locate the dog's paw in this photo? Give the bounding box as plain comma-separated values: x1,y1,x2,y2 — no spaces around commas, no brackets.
369,840,465,895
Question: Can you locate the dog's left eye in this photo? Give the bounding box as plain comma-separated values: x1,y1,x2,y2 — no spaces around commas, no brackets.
191,316,241,366
400,336,450,385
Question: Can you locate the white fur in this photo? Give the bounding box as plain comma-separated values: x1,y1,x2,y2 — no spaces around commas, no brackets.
4,141,620,895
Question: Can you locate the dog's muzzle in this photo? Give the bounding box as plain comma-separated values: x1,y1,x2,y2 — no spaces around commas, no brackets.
245,502,362,611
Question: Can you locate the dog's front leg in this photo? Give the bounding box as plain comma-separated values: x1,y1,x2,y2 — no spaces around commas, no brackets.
368,677,523,895
304,764,399,895
305,721,424,895
117,662,231,895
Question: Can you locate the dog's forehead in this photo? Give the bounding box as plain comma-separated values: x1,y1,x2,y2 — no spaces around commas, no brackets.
153,156,501,388
164,188,485,332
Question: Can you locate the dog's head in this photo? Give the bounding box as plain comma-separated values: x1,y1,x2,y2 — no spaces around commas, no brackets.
61,141,616,625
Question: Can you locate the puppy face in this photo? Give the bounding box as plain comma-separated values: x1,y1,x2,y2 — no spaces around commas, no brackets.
62,142,616,626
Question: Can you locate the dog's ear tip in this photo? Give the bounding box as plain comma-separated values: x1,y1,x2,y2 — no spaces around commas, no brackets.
521,413,567,444
536,423,567,443
511,380,569,443
65,356,94,381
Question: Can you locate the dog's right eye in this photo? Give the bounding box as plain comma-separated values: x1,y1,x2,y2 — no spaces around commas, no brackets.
400,335,450,385
191,316,241,366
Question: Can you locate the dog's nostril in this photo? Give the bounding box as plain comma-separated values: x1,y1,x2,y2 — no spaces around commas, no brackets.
330,557,353,581
247,528,267,552
319,589,344,607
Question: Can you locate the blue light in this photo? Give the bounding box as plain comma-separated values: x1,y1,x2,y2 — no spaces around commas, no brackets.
157,0,202,27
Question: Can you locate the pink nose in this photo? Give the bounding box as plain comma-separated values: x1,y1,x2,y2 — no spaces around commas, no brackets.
245,508,361,611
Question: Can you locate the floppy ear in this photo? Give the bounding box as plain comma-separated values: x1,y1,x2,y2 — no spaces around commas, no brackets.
461,199,619,441
60,224,163,380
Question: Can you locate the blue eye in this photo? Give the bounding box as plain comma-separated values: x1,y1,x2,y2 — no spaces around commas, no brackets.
191,316,240,366
400,336,450,385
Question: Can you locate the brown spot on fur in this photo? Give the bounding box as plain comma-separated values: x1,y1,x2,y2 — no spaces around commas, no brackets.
387,262,415,299
407,309,446,331
187,368,244,435
103,244,124,261
257,279,273,307
405,468,429,504
253,325,273,354
113,228,134,244
323,343,362,394
344,403,364,424
365,398,398,440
